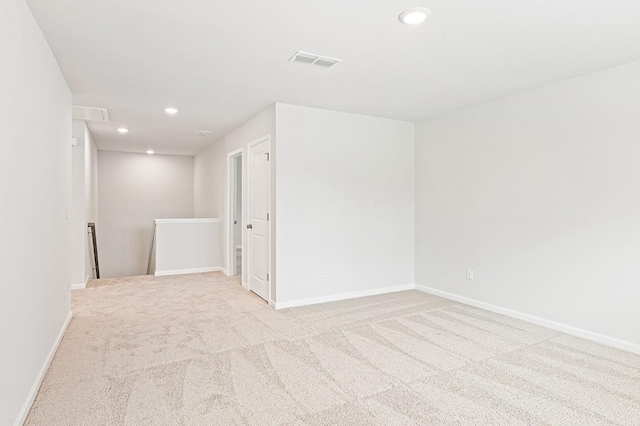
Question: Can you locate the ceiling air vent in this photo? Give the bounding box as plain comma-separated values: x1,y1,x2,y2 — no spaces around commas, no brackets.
289,51,342,69
72,106,110,122
197,130,213,137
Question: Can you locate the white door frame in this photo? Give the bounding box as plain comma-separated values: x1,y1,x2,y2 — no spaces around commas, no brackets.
226,148,244,282
247,134,272,303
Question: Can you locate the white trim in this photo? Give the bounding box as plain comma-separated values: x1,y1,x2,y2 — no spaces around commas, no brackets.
274,284,415,310
155,267,221,277
85,274,91,285
14,311,72,426
220,267,230,276
70,283,86,291
242,281,249,290
246,134,272,305
154,218,220,224
415,284,640,355
226,148,244,285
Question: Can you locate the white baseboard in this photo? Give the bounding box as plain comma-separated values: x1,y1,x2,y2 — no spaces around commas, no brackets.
415,284,640,355
14,311,72,426
241,281,249,290
220,268,230,276
70,283,86,291
274,284,415,310
154,267,221,277
85,274,91,285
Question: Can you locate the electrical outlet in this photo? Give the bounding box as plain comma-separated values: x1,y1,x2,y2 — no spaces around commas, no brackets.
322,268,328,278
466,268,474,281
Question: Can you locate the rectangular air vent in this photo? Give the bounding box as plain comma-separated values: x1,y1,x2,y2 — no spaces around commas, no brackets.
72,106,110,122
197,130,213,137
289,51,342,69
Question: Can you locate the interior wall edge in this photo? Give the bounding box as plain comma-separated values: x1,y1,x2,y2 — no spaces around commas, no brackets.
415,284,640,355
13,312,73,426
274,283,416,310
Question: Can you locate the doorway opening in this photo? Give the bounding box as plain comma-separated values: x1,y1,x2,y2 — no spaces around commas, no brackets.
226,149,243,280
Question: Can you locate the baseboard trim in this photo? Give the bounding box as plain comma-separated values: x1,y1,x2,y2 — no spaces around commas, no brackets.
14,311,72,426
415,284,640,355
274,284,415,310
70,283,86,291
241,281,249,290
220,268,230,276
85,274,91,285
155,267,221,277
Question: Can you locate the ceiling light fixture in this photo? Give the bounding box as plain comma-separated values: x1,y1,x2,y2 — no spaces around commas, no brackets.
164,107,178,115
146,150,154,155
398,7,431,25
117,128,129,134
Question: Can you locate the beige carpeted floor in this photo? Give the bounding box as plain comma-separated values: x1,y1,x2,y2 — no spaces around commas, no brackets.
26,272,640,425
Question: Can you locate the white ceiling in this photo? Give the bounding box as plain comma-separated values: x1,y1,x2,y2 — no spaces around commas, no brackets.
27,0,640,155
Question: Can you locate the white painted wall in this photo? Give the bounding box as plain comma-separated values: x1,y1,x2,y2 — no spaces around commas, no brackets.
154,219,221,275
0,0,72,423
193,141,225,219
416,59,640,348
275,104,415,305
84,127,99,281
98,151,194,278
194,105,276,289
70,121,87,286
70,121,99,286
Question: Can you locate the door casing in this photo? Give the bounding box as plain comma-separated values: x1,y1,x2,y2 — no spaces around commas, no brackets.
226,148,244,282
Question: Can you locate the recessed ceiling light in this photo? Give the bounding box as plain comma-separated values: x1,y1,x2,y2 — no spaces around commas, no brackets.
399,7,431,25
146,150,154,155
164,107,178,115
117,128,129,134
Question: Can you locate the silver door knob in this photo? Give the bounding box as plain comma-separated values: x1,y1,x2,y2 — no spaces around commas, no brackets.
246,224,253,229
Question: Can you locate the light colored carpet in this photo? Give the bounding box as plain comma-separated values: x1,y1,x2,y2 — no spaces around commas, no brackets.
26,272,640,425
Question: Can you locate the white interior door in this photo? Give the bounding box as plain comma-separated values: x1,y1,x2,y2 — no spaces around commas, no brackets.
247,137,270,301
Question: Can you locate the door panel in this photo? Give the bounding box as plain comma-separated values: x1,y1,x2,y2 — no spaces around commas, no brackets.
248,138,270,301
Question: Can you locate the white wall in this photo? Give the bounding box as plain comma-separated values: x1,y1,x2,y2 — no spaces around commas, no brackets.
416,59,640,349
193,141,225,219
70,121,99,285
98,151,194,278
275,104,415,305
194,105,276,289
70,121,88,286
84,127,99,280
0,0,72,423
